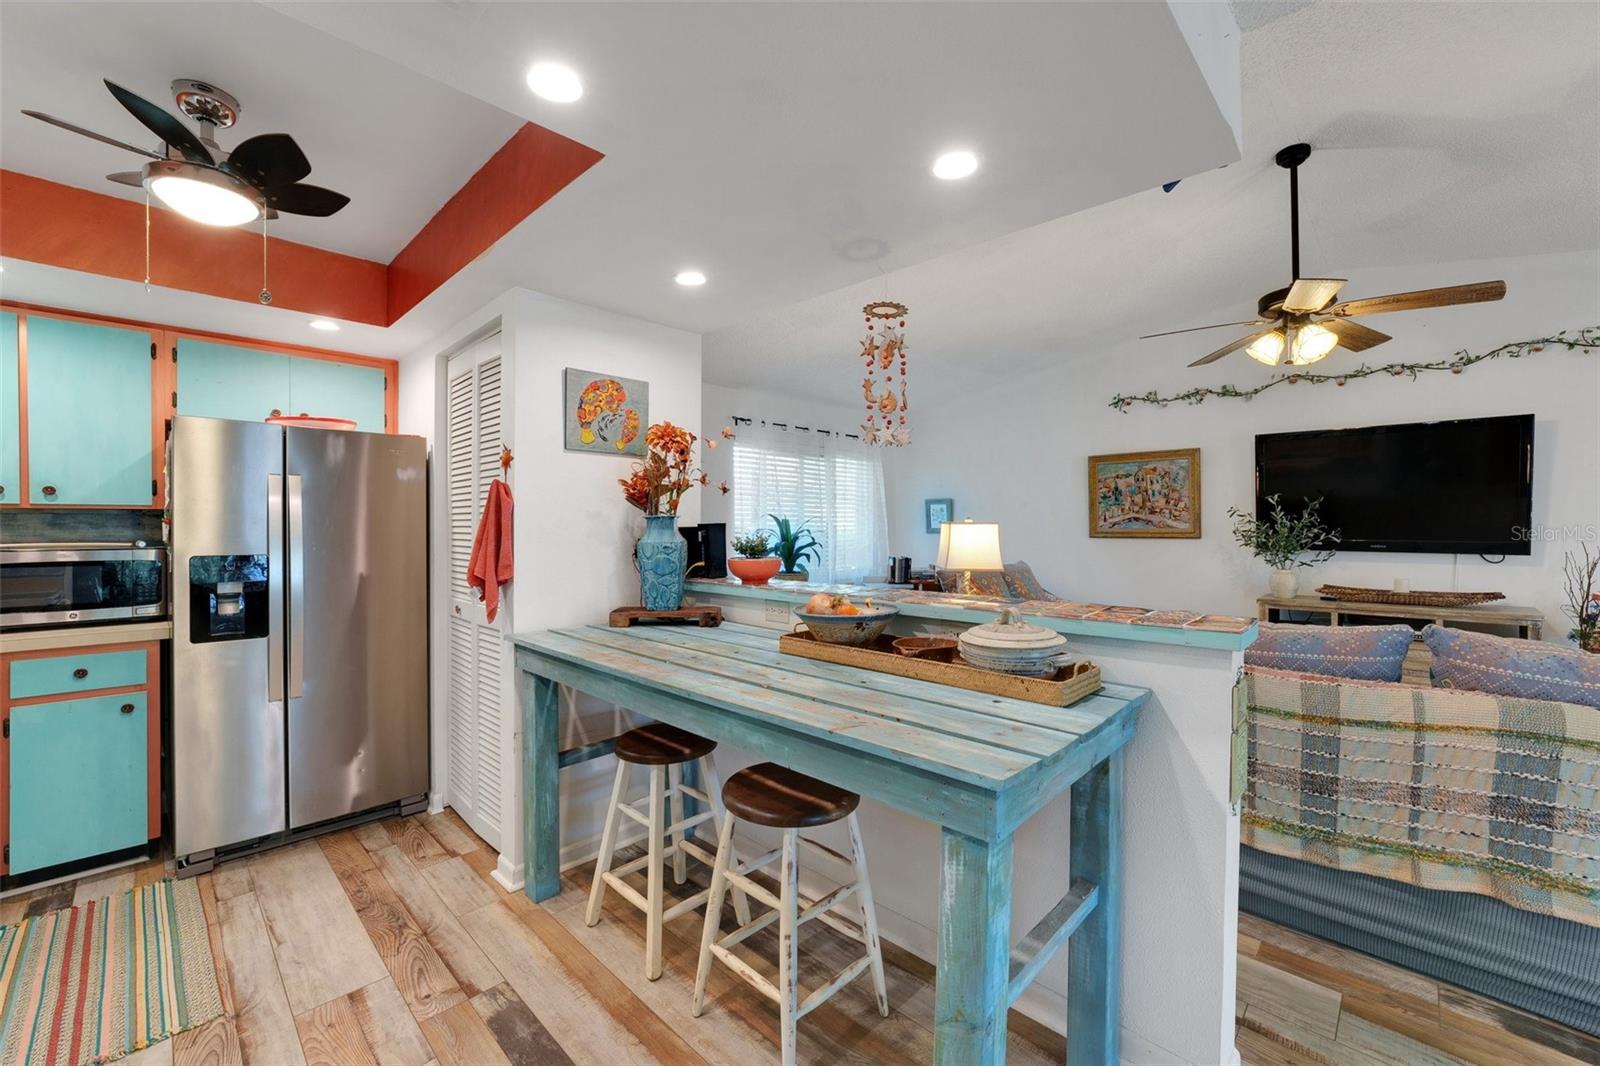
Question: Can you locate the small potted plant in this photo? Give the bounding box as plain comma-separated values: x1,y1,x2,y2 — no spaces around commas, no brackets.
728,531,782,586
768,514,822,581
1228,494,1339,598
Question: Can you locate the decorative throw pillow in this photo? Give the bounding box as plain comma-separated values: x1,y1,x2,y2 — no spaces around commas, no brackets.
1422,625,1600,709
1243,622,1416,682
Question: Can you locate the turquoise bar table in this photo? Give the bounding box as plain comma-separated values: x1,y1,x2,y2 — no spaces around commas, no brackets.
514,621,1147,1065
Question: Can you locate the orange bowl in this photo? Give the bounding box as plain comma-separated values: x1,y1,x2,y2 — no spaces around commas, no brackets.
728,557,782,586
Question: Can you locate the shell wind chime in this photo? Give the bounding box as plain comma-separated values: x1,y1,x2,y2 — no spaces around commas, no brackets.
860,301,911,446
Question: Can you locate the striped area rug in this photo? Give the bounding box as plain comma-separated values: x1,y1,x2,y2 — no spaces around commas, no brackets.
0,879,223,1066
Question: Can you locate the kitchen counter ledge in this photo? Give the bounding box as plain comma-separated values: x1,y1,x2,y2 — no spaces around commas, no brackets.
687,577,1257,652
0,620,173,654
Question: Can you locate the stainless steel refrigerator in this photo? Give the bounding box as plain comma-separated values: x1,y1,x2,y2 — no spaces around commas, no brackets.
171,416,428,873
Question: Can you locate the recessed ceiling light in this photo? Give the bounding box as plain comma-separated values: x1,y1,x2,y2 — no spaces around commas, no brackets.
526,61,583,103
675,270,707,287
932,150,979,181
308,319,340,332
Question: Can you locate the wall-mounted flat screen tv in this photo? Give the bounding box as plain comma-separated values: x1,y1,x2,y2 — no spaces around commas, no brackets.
1255,414,1534,556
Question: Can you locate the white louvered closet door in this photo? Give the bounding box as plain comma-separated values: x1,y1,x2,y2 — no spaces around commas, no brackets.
444,335,513,853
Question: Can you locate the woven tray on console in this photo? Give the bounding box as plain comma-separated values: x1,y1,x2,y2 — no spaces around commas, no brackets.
1315,584,1505,608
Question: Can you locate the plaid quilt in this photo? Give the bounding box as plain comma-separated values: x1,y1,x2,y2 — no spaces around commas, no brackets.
1243,666,1600,928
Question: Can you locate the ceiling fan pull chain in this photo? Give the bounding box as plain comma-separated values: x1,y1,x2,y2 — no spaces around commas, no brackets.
143,188,151,293
258,214,271,305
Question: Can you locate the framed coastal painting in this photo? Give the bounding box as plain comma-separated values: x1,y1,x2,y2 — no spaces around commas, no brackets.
924,497,953,533
1088,448,1201,538
564,368,648,455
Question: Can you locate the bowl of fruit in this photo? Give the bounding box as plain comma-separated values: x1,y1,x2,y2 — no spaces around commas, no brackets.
795,594,899,646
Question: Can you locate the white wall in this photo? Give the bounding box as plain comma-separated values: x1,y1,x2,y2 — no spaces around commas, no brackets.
888,250,1600,637
402,287,702,884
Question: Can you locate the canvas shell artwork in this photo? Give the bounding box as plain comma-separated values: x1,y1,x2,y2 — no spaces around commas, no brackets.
1088,449,1201,538
565,368,648,455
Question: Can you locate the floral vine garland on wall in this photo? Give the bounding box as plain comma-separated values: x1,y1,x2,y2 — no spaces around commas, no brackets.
1109,328,1599,412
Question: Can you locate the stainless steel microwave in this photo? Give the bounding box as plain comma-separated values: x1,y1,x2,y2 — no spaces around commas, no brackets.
0,546,169,630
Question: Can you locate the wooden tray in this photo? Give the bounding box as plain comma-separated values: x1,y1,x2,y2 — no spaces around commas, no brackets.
609,606,722,628
1314,585,1505,608
779,630,1102,707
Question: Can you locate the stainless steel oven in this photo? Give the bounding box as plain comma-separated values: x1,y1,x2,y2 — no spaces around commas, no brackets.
0,545,169,629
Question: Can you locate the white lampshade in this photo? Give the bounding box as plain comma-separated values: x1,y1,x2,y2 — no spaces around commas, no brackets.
936,520,1003,571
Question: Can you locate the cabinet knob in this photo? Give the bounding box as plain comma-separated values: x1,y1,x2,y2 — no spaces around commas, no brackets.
72,667,88,679
41,485,57,498
0,485,6,497
120,703,135,715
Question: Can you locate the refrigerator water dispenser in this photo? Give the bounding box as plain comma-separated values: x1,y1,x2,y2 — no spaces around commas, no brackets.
188,555,269,643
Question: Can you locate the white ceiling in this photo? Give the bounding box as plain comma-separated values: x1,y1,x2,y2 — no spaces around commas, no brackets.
0,1,1240,356
0,2,523,262
702,0,1600,404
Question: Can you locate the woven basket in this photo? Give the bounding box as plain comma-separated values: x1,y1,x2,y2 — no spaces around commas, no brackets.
1314,584,1505,608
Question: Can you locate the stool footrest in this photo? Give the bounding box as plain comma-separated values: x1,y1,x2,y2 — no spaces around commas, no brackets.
709,943,782,1006
723,870,784,913
798,954,872,1019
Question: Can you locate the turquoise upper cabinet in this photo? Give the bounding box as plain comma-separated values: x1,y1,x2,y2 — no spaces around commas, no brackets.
178,339,386,432
0,313,18,505
289,356,386,431
26,317,154,506
177,339,292,422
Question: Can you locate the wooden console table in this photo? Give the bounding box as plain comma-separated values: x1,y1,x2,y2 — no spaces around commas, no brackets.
514,621,1148,1065
1257,593,1543,639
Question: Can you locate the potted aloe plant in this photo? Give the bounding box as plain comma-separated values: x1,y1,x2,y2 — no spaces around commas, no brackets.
728,531,781,586
767,514,822,581
1228,494,1339,598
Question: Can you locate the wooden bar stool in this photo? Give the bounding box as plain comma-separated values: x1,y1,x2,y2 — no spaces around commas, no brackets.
693,762,888,1066
587,723,750,980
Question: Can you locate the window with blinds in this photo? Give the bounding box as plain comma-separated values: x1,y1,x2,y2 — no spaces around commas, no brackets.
729,429,887,583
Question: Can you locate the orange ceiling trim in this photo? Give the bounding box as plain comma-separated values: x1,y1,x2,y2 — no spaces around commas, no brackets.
386,121,603,323
0,169,389,325
0,121,603,328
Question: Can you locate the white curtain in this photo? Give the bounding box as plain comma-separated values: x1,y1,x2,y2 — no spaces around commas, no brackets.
729,422,888,583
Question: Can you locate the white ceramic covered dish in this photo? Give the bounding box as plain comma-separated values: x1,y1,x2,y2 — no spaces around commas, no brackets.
958,607,1070,676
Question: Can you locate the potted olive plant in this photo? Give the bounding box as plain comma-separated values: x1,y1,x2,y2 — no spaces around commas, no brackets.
1228,494,1339,598
728,531,781,586
767,514,822,581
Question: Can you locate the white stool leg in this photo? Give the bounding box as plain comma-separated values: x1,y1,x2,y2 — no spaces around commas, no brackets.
669,762,688,884
645,765,666,980
586,759,629,927
779,829,800,1066
701,756,752,925
848,812,889,1016
693,812,737,1015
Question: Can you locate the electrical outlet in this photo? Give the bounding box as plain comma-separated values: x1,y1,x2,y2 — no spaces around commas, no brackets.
765,599,791,623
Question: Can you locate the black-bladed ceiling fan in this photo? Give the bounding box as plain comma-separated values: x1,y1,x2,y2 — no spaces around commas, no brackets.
1142,143,1506,369
23,78,349,226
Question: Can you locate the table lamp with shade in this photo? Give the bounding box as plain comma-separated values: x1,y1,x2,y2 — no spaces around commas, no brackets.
936,519,1003,595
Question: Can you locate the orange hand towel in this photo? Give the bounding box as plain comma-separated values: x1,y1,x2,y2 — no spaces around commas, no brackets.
467,479,514,622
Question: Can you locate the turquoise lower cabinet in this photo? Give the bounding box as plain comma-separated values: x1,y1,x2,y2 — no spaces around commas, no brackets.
176,338,292,422
179,338,386,431
0,312,18,504
8,692,148,874
26,316,154,505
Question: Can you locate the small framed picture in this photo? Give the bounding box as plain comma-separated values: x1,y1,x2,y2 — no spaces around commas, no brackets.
924,497,953,533
563,368,648,455
1088,449,1201,538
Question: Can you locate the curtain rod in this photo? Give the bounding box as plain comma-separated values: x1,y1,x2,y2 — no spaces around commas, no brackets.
730,416,862,442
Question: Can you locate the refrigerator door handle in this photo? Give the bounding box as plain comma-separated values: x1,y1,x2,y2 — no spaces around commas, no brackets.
287,473,305,699
267,473,284,703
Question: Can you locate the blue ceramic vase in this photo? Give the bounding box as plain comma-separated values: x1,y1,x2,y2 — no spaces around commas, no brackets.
636,514,687,611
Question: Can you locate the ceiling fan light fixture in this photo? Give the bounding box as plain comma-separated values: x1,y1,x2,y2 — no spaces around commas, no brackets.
144,160,261,227
1246,330,1286,367
525,61,583,103
1288,322,1338,366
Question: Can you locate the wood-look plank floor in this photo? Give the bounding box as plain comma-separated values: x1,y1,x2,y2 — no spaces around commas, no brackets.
8,812,1596,1065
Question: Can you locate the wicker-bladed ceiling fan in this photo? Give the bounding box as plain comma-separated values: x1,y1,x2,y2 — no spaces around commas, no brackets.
1142,143,1506,369
23,78,349,226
